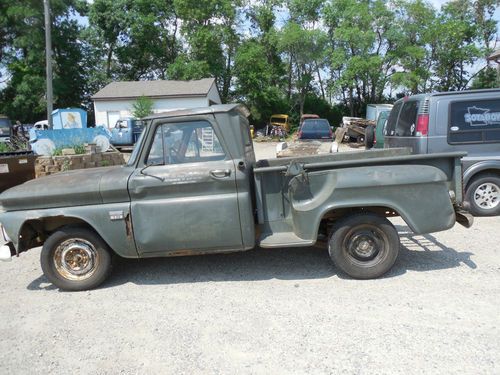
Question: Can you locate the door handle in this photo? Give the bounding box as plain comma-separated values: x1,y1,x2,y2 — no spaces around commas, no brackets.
210,169,231,179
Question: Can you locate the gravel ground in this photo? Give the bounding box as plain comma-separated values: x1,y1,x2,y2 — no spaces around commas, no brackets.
0,143,498,374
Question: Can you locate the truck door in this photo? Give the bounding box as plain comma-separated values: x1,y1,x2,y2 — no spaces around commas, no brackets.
128,119,244,255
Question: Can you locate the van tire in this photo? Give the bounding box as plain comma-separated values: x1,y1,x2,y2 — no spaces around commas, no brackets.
328,213,400,279
365,125,375,149
465,174,500,216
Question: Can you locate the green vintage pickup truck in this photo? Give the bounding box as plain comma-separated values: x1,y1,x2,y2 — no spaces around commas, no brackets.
0,104,472,290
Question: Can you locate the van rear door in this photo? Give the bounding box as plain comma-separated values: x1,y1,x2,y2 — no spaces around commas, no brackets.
384,99,427,154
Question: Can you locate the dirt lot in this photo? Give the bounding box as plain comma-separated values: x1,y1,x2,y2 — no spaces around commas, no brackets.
0,143,499,374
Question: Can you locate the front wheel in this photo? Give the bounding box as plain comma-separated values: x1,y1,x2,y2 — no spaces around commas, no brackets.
328,213,400,279
41,227,114,291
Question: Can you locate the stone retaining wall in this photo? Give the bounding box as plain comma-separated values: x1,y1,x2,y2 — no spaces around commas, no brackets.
35,150,125,178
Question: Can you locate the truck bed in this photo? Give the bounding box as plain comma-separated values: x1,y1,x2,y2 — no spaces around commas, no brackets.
253,148,465,247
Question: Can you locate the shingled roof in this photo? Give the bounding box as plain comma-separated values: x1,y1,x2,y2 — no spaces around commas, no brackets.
488,49,500,62
91,78,217,100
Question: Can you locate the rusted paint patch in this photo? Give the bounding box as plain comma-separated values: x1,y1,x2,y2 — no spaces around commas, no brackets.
125,213,133,240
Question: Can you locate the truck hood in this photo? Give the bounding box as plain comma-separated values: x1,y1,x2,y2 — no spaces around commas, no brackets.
0,166,134,212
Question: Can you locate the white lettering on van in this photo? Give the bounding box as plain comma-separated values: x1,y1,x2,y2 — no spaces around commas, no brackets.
464,106,500,126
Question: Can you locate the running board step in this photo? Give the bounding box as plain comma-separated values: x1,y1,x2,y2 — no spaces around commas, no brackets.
259,232,313,248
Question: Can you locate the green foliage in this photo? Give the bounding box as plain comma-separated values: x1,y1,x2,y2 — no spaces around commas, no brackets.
0,143,13,153
0,0,86,123
1,0,498,124
51,144,86,156
61,159,71,172
471,66,500,89
132,96,154,119
73,144,87,155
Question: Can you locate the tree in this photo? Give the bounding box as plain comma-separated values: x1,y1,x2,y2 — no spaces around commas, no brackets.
233,0,287,126
391,0,436,94
323,0,396,116
85,0,180,82
132,95,154,118
170,0,241,102
0,0,86,123
278,22,327,116
470,66,500,89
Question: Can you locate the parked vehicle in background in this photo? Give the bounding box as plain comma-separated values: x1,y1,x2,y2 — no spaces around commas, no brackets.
384,88,500,216
269,114,290,133
365,110,391,149
110,117,145,148
0,115,12,142
33,120,49,131
366,104,393,122
29,109,111,156
300,114,319,126
298,118,333,140
0,104,472,291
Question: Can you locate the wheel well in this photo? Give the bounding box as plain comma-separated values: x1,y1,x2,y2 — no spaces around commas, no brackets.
465,169,500,190
18,217,97,254
318,206,400,237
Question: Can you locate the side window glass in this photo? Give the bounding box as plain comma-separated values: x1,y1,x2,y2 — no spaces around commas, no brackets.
146,121,225,165
146,126,164,165
396,101,419,136
385,102,402,136
449,99,500,144
199,124,224,158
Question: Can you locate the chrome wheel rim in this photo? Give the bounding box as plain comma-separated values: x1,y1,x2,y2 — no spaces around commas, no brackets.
474,182,500,210
343,224,388,267
53,239,99,281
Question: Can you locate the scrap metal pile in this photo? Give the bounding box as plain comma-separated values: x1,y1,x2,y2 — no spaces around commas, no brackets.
338,117,376,145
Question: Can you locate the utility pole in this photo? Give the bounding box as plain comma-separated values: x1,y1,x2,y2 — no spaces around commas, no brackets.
43,0,53,128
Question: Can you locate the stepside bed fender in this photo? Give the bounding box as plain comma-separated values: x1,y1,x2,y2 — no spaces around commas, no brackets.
289,164,456,240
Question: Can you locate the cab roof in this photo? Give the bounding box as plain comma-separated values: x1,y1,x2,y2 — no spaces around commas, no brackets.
396,88,500,103
143,104,249,120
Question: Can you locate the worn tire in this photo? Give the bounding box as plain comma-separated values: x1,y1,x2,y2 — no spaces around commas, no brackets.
328,213,400,279
365,125,375,149
465,174,500,216
41,227,113,291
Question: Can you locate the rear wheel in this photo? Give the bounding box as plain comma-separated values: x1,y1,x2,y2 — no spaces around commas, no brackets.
465,174,500,216
41,227,113,291
328,213,400,279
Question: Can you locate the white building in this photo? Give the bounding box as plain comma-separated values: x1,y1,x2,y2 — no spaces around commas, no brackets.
91,78,221,128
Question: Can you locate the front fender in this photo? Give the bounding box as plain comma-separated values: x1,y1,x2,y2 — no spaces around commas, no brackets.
0,202,138,258
289,165,455,240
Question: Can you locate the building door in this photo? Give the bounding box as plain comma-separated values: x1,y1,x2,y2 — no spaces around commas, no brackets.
107,111,120,128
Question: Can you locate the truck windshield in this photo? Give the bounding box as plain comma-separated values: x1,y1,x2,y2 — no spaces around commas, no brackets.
271,117,287,124
127,127,146,166
302,119,330,132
